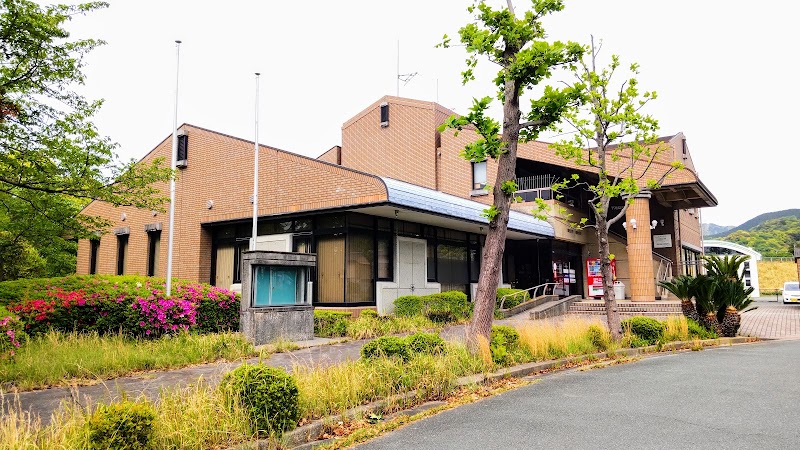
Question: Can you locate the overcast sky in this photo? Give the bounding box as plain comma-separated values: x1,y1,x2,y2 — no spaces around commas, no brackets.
67,0,799,227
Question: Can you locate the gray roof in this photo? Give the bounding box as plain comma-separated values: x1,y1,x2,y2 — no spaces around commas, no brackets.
380,177,554,238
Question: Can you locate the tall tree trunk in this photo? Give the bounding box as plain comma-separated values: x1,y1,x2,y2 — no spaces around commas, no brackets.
467,66,521,347
596,214,622,339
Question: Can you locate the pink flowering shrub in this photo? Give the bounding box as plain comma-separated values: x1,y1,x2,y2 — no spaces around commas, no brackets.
0,314,27,359
5,275,239,338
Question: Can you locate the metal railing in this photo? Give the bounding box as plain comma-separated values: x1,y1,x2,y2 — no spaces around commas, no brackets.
515,174,558,192
498,282,558,310
653,253,673,298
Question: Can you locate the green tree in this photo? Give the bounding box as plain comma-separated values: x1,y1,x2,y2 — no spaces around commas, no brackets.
541,40,683,339
0,0,171,279
439,0,583,345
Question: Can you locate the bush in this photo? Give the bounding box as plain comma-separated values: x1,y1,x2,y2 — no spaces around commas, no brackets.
687,318,718,339
87,401,156,450
220,363,299,434
621,317,665,345
586,325,611,351
360,309,379,319
0,314,26,360
405,332,445,355
360,336,410,360
490,325,520,366
496,288,530,309
394,295,424,317
623,334,651,348
394,291,471,324
313,310,351,337
4,276,240,338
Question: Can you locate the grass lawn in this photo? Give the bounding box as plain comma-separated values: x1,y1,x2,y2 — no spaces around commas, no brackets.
0,331,259,391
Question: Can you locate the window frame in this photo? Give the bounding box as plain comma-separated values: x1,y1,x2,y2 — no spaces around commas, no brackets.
472,160,487,190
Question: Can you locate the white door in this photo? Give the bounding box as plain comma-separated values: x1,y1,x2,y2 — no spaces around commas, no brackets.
397,238,427,296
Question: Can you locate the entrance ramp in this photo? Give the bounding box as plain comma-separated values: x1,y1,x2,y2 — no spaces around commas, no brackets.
568,300,682,319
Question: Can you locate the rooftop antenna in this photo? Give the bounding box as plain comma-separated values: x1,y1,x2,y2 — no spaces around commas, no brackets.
396,40,418,96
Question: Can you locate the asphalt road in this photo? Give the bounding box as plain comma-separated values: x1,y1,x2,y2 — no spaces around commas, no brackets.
355,340,800,450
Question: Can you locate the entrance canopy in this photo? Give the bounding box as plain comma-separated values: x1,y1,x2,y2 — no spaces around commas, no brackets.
354,177,554,240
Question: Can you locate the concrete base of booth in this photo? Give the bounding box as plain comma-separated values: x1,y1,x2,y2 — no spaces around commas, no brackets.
240,305,314,345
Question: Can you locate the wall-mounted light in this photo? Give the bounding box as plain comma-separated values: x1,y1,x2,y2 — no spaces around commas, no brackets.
630,218,637,230
622,222,627,231
206,200,214,210
650,219,666,230
151,210,158,217
121,213,127,222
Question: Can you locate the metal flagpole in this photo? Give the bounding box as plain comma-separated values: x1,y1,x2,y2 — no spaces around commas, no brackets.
251,73,260,251
165,40,181,297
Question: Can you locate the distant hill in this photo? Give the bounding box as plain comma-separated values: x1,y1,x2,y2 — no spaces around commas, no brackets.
702,223,734,236
714,212,800,257
709,209,800,239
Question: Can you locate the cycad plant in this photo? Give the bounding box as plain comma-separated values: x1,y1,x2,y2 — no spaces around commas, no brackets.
715,278,754,337
659,276,699,322
690,275,721,334
698,254,754,337
702,254,749,282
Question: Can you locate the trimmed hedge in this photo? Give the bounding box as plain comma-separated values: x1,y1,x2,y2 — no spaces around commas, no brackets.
87,401,155,450
622,316,665,345
490,325,520,365
393,291,471,323
313,310,352,337
220,363,300,434
496,288,530,310
2,275,239,338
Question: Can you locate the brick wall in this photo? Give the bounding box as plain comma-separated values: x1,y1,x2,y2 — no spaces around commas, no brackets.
340,96,452,190
77,125,387,284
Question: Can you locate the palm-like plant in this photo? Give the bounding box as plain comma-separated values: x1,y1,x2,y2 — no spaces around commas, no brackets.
702,254,750,282
659,276,699,322
691,275,721,334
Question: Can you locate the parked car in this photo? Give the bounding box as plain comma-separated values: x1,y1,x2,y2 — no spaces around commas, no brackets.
783,281,800,304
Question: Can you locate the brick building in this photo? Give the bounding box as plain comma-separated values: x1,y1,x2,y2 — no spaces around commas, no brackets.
76,96,717,312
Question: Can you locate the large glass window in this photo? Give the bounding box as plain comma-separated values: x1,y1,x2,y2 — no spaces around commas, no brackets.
347,233,374,303
437,243,469,294
472,161,487,190
377,234,393,281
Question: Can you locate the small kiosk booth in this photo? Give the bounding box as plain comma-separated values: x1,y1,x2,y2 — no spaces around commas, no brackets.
239,250,315,345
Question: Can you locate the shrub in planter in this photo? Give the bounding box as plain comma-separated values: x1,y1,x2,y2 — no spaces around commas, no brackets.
394,295,423,317
424,291,472,321
496,288,530,309
313,310,352,337
621,317,665,345
424,304,456,323
360,336,410,360
87,401,156,450
405,332,445,355
220,363,300,434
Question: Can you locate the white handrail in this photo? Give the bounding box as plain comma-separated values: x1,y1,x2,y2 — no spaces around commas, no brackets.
498,282,558,310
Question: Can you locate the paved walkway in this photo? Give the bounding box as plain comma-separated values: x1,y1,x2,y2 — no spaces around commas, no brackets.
739,301,800,339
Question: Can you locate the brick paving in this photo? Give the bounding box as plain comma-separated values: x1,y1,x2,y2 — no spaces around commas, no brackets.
739,301,800,339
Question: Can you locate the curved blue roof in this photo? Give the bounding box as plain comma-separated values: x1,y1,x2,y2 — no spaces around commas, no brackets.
380,177,553,238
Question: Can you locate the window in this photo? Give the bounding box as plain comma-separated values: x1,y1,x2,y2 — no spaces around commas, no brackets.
427,242,437,281
472,161,487,190
176,134,188,164
116,234,129,275
233,241,248,284
147,231,161,276
380,102,389,127
252,266,308,306
377,234,392,280
89,239,100,275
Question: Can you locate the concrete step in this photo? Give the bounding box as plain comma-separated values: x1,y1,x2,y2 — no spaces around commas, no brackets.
496,294,558,318
568,300,682,317
529,295,582,320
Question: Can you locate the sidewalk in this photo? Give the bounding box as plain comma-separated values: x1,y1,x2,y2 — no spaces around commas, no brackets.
6,337,368,424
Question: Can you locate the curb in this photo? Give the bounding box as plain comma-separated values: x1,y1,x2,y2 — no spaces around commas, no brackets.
234,335,760,449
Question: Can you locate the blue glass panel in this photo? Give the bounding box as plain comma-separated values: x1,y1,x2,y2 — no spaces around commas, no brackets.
270,267,297,305
252,265,271,306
